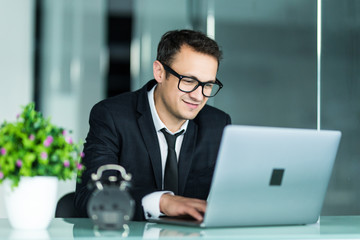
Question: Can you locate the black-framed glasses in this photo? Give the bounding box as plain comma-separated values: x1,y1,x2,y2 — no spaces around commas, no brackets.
161,62,223,98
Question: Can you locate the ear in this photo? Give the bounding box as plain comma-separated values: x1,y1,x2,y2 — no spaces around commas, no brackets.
153,60,165,84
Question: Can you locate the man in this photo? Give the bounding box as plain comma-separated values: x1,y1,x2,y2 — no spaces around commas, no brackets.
74,29,231,221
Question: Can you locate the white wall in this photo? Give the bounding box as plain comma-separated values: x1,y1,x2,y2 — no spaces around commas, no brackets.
0,0,35,218
0,0,34,122
0,0,106,218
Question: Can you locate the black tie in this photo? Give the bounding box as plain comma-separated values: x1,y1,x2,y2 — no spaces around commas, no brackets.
161,128,184,195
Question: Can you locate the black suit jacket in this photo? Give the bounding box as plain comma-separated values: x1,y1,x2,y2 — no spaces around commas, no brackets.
74,80,231,221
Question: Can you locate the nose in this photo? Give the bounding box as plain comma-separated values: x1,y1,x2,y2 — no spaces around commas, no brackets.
188,85,204,101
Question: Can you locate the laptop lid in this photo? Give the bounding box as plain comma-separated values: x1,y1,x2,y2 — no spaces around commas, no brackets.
150,125,341,228
203,125,341,227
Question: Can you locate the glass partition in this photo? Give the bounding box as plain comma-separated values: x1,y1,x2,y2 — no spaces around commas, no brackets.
213,0,317,128
132,0,360,215
321,0,360,215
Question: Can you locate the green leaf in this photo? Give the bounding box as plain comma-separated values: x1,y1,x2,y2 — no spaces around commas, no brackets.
0,102,85,188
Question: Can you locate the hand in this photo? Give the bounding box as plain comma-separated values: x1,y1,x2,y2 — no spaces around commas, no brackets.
159,194,207,221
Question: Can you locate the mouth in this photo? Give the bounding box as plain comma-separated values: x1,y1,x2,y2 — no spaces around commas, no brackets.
183,100,200,110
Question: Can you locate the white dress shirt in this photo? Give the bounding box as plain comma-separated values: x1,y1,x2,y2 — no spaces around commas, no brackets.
141,84,188,219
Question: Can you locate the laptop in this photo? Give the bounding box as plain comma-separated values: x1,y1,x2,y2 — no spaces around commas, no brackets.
148,125,342,228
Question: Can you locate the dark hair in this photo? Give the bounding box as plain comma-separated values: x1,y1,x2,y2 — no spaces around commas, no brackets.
156,29,223,67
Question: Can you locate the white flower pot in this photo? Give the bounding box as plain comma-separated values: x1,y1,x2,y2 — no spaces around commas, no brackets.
3,176,58,230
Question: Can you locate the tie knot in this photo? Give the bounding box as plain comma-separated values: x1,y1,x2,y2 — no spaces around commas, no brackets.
161,128,184,150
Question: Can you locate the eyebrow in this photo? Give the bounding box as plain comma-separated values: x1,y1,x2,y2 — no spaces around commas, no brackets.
163,63,216,83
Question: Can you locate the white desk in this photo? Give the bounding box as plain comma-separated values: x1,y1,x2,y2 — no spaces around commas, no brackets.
0,216,360,239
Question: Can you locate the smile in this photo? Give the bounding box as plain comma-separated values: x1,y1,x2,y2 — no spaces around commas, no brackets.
183,100,200,109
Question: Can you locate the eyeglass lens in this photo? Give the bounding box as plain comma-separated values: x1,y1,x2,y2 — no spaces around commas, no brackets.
179,78,220,97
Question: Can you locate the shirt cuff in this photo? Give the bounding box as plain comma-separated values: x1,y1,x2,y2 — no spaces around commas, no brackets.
142,191,174,219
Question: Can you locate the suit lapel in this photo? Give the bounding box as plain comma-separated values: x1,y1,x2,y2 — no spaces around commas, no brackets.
137,81,162,190
178,120,197,195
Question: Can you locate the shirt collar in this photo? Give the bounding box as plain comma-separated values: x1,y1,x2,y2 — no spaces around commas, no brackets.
147,84,188,135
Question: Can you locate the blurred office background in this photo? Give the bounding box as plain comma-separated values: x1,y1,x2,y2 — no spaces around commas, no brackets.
0,0,359,217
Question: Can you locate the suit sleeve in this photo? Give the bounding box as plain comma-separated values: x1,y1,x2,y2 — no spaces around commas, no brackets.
74,102,121,217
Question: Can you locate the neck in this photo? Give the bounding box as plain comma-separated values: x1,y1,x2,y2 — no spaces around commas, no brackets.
156,105,185,133
164,121,186,133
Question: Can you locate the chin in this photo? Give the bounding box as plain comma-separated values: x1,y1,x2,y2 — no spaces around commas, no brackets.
182,111,200,120
178,104,204,120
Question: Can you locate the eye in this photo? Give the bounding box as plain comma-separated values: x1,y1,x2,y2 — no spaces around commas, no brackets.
182,78,197,85
204,83,214,90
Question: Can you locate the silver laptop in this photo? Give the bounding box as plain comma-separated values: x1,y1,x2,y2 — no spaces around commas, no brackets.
149,125,341,228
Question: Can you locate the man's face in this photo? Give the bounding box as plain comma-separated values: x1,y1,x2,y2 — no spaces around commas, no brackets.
154,45,218,127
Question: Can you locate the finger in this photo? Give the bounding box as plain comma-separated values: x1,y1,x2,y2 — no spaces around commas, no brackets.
187,198,206,204
194,202,207,213
185,207,204,221
186,199,207,213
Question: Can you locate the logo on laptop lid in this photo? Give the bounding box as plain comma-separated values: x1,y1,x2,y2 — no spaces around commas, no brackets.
269,169,285,186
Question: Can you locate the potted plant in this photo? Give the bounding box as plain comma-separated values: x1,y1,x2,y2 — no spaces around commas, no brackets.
0,103,84,230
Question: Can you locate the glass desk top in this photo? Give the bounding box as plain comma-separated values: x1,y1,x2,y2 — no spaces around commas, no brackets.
1,216,360,239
